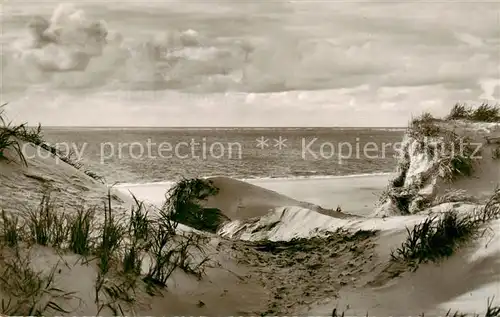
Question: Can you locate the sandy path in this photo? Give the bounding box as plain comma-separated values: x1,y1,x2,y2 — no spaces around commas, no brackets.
224,229,382,314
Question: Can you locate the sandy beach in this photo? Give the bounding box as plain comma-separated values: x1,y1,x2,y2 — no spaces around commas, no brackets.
117,173,393,216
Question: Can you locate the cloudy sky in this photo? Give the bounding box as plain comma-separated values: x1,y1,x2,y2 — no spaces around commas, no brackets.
1,0,499,126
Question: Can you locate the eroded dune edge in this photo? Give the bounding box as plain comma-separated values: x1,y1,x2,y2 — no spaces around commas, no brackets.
0,104,499,316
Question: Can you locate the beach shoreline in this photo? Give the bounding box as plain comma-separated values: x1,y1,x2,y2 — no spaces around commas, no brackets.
116,173,394,216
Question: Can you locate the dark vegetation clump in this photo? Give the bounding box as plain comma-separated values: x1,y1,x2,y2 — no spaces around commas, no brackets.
391,188,500,269
447,103,472,120
492,146,500,160
446,102,500,122
409,112,441,138
436,131,477,182
163,178,227,233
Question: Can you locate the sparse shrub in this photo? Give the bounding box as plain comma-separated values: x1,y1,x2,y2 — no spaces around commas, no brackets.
16,123,44,146
0,180,213,306
445,102,500,123
143,223,177,287
143,228,209,288
174,233,210,279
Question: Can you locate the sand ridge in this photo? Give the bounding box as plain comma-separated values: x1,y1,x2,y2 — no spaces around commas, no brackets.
203,176,350,221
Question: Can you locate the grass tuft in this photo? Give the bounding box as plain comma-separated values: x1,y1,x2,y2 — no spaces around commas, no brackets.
24,192,69,248
68,207,95,256
0,209,21,248
0,104,28,166
97,190,125,275
391,211,478,269
392,188,500,270
122,195,150,275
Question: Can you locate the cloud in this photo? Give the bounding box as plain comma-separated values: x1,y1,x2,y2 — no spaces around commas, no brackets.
454,33,484,47
3,0,499,126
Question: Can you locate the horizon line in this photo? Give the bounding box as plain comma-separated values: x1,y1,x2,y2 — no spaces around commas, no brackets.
39,125,407,129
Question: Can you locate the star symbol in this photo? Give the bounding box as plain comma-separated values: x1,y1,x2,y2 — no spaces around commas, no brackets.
273,136,287,150
256,136,269,149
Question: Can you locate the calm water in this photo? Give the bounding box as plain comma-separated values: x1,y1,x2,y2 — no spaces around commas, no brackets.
43,127,404,184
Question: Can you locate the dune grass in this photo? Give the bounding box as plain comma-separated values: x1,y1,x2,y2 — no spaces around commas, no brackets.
0,103,103,181
68,207,95,256
407,111,477,182
164,178,227,233
409,112,442,138
436,130,477,182
391,188,500,269
24,192,70,248
0,209,21,248
0,178,215,315
0,104,28,166
390,211,478,269
446,102,500,122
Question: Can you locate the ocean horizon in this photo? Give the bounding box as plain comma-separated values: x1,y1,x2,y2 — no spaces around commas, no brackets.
42,127,404,184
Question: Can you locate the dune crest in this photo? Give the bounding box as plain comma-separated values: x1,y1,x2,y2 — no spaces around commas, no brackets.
202,176,348,221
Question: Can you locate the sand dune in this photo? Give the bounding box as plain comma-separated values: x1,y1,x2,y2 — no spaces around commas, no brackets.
0,141,132,215
202,176,349,220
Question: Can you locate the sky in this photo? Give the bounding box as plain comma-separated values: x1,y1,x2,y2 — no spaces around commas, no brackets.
1,0,499,127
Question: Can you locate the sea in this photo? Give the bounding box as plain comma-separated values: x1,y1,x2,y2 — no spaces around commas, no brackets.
42,127,404,184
